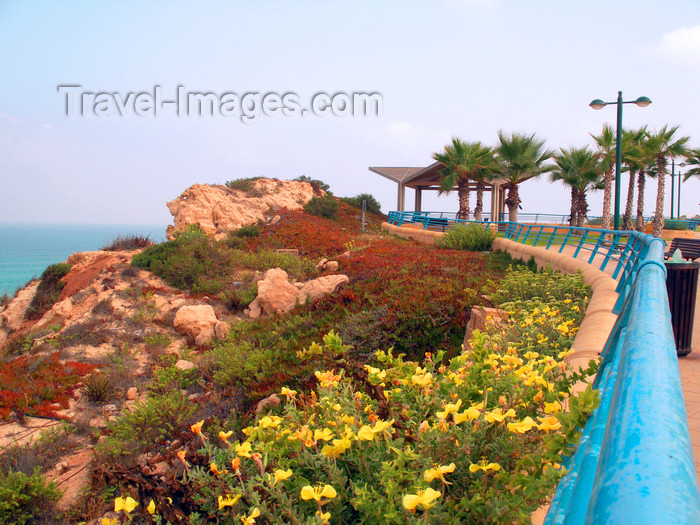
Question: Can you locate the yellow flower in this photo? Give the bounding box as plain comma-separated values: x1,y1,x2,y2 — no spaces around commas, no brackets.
218,494,241,510
241,507,260,525
191,420,204,435
524,351,540,360
411,369,433,387
357,425,375,441
469,460,501,473
300,484,337,502
454,404,483,424
280,386,297,398
402,487,441,511
258,415,283,429
341,414,355,425
210,462,228,476
538,416,562,431
315,370,341,387
372,418,394,434
231,457,241,472
314,428,334,442
219,430,233,444
507,416,537,434
544,401,562,414
176,450,190,468
483,408,516,423
315,510,331,523
101,519,118,525
236,441,253,457
418,420,430,433
273,469,293,484
424,463,456,483
321,437,352,458
436,399,462,419
114,496,138,514
556,323,570,334
147,499,156,515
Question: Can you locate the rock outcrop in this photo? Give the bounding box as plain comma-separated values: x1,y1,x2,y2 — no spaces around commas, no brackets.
246,268,349,318
166,179,319,240
0,282,39,346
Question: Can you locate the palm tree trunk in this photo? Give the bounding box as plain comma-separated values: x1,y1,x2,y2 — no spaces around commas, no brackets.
474,180,484,221
652,157,666,238
505,183,520,222
457,178,470,220
623,171,635,231
635,171,646,232
569,187,578,226
601,169,612,230
576,190,588,228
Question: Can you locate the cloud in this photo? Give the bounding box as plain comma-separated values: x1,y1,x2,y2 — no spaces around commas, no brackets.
648,25,700,64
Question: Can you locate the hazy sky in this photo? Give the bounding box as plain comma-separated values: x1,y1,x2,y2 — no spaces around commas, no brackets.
2,1,700,226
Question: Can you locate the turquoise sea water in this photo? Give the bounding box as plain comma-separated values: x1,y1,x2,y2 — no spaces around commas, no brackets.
0,223,166,296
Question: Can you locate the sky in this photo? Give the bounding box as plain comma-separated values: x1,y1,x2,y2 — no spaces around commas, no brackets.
1,0,700,227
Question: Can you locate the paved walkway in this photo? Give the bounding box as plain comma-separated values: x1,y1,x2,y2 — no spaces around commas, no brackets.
679,284,700,478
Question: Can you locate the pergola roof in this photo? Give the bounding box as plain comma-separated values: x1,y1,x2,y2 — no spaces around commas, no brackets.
368,166,425,184
370,162,505,190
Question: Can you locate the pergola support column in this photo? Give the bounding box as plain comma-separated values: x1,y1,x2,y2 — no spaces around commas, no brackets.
414,187,422,211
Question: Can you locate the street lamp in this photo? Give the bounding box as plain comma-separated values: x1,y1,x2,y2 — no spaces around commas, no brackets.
670,159,686,219
589,91,652,230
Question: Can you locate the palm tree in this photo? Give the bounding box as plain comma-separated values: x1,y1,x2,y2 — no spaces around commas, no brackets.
551,147,602,227
434,138,494,221
471,146,497,221
683,148,700,182
645,126,691,237
619,127,647,231
495,131,554,222
591,125,616,231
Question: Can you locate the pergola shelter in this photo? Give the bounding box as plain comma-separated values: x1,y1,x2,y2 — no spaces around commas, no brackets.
370,162,507,219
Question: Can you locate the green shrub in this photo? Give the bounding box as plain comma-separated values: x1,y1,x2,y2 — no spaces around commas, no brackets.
438,223,495,251
0,468,61,524
96,391,196,459
340,193,382,214
240,250,315,280
234,224,262,238
294,175,331,194
225,177,263,194
488,265,591,305
25,263,72,320
304,195,339,220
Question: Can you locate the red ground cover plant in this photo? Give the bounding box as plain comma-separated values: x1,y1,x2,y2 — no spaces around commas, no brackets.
0,352,95,419
247,202,380,258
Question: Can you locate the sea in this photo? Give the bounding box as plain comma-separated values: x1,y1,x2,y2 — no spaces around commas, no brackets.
0,223,167,296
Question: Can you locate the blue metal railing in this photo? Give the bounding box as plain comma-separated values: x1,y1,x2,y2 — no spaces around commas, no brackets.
388,210,700,230
387,212,700,523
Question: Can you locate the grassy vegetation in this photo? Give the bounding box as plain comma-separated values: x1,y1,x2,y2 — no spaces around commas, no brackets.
102,234,153,251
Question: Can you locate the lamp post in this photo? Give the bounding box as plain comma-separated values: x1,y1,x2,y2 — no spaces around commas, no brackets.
589,91,652,230
670,159,687,219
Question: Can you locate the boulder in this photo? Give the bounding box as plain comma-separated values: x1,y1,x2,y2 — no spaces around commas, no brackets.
255,268,302,315
174,305,218,345
175,359,197,371
214,321,229,340
166,180,318,240
246,268,348,317
297,275,349,304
